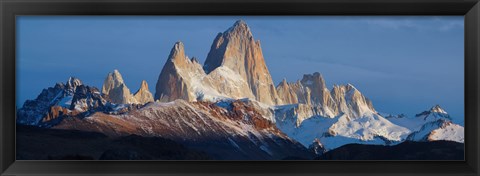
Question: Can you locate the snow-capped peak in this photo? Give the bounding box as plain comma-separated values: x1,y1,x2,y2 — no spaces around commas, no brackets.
430,104,448,114
415,104,451,121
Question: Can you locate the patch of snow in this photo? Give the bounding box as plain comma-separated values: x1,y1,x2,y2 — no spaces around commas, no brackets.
429,123,464,143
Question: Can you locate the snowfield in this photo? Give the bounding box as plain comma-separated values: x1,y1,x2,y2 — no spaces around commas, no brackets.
274,103,463,151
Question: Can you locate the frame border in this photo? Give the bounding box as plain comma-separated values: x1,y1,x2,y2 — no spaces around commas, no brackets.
1,0,479,175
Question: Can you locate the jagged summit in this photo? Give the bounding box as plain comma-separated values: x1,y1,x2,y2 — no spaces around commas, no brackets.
234,19,247,26
167,41,187,66
17,77,109,126
431,105,447,114
102,69,138,104
65,77,83,94
224,19,252,38
415,104,451,121
203,20,280,105
405,106,462,143
276,72,376,118
278,78,288,87
300,72,335,112
203,20,255,74
66,77,82,88
133,80,154,104
155,42,206,102
102,69,156,105
154,20,280,105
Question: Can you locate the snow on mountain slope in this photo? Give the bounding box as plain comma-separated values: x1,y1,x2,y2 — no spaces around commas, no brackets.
406,119,464,143
17,77,149,127
274,105,411,150
273,78,411,151
328,112,410,142
428,122,464,142
53,99,312,160
17,77,110,125
393,105,464,143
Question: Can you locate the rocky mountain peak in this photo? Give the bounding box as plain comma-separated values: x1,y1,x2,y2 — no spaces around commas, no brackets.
17,77,110,126
301,72,327,88
112,69,125,84
168,41,187,63
102,69,137,104
102,70,124,94
430,105,447,114
276,78,299,105
65,77,83,94
155,42,206,102
300,72,334,110
279,78,288,87
66,77,82,88
139,80,149,90
133,80,154,104
202,20,280,105
225,19,253,39
415,104,451,121
233,19,247,27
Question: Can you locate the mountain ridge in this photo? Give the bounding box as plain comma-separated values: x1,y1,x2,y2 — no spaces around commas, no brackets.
16,20,464,159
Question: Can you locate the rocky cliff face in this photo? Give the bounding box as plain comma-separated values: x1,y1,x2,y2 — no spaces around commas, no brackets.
332,83,376,118
155,20,283,105
133,80,154,104
155,42,203,102
301,73,336,109
203,20,281,105
275,73,376,120
276,79,299,105
154,41,255,103
102,70,138,104
103,69,154,105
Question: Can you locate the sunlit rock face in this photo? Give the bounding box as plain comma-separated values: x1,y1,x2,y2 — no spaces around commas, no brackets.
102,69,138,104
133,80,154,104
203,20,282,105
155,21,280,105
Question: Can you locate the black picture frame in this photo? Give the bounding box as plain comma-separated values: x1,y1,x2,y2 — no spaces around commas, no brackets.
1,0,479,175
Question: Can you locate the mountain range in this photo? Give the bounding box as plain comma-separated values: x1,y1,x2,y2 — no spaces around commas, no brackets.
16,20,464,160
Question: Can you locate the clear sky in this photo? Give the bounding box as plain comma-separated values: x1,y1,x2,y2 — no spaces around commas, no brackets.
16,16,464,124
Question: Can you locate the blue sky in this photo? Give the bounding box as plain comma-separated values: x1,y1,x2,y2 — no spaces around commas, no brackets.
16,16,464,124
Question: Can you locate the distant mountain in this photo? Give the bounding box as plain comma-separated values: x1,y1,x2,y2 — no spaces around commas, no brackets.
394,105,464,143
